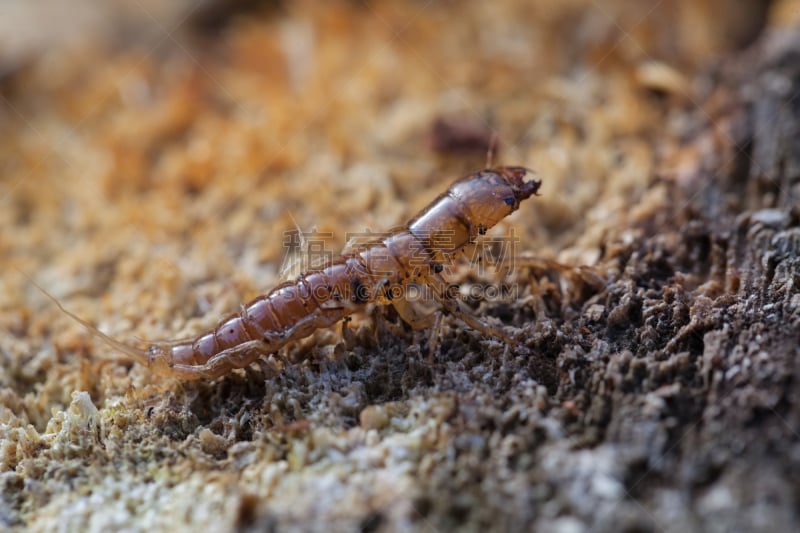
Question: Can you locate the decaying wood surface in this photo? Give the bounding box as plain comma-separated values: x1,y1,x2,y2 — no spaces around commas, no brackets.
1,2,799,531
539,30,800,531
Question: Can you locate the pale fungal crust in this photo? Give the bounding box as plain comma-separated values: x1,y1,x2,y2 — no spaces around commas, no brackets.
1,1,799,531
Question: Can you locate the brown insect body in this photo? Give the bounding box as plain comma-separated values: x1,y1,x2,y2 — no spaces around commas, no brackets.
47,166,541,380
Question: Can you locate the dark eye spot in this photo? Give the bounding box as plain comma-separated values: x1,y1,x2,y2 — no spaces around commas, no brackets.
504,197,515,206
433,263,443,273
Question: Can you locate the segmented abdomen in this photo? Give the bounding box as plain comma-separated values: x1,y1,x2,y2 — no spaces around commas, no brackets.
167,257,368,368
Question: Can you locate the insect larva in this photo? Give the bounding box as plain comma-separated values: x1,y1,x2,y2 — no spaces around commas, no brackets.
35,166,541,380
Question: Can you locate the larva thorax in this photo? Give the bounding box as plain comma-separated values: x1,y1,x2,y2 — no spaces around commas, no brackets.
346,166,541,302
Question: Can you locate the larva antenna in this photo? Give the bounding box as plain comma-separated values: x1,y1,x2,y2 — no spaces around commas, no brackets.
279,210,313,279
485,131,499,169
15,267,154,368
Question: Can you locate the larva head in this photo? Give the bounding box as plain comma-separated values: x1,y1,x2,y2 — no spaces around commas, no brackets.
407,166,541,256
450,166,541,231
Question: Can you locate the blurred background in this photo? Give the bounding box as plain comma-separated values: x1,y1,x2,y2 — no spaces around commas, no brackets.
1,0,799,530
2,0,795,282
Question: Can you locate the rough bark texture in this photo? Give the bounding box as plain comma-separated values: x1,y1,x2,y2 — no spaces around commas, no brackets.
525,32,800,531
1,1,799,532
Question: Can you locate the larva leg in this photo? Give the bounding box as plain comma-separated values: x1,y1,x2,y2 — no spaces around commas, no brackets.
391,297,438,330
176,307,349,379
341,316,357,349
170,339,272,380
391,296,444,362
427,274,521,349
439,296,519,346
426,311,444,363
